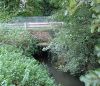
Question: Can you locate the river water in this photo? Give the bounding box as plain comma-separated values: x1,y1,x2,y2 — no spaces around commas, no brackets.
46,63,84,86
33,48,84,86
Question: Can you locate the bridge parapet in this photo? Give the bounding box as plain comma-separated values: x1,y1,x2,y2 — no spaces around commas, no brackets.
0,17,64,46
0,22,64,30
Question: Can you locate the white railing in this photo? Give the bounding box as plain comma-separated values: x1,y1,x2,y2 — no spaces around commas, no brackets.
0,22,64,30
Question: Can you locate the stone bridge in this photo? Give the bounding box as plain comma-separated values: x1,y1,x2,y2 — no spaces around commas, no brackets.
26,22,63,46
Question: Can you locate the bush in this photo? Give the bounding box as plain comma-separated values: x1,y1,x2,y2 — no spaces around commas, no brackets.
0,29,38,57
80,2,100,86
45,4,97,74
80,69,100,86
0,44,57,86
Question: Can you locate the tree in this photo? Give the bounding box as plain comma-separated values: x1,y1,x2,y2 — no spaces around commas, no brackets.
0,0,20,21
0,0,59,21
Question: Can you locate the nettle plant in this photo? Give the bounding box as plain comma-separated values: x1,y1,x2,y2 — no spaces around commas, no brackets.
80,1,100,86
0,44,57,86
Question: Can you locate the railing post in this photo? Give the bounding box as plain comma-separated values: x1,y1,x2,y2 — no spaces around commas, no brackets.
24,22,27,29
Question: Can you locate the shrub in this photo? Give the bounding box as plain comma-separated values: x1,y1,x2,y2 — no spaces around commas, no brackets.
0,44,57,86
0,29,38,57
80,1,100,86
80,69,100,86
45,4,97,74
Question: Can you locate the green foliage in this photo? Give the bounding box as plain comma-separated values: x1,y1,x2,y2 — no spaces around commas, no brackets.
50,4,96,74
90,0,100,64
0,44,57,86
80,1,100,86
80,69,100,86
0,0,59,20
0,0,41,20
18,0,42,16
0,0,20,21
51,0,90,20
0,29,38,57
46,1,98,75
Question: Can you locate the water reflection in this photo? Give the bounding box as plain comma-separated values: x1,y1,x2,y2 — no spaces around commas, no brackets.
47,64,84,86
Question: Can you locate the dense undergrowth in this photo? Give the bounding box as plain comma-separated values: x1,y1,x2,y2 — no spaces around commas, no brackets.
0,29,38,57
80,1,100,86
46,3,98,75
0,29,57,86
0,44,57,86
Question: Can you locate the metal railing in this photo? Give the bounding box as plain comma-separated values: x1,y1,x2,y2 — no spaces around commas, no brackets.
0,22,64,30
0,17,64,30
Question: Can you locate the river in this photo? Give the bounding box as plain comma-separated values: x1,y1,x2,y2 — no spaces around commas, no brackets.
33,48,84,86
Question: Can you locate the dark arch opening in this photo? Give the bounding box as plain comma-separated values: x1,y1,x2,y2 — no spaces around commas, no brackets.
32,46,51,63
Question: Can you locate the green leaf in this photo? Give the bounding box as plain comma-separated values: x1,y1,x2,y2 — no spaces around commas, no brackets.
95,0,100,4
93,5,100,13
69,0,77,8
98,27,100,32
